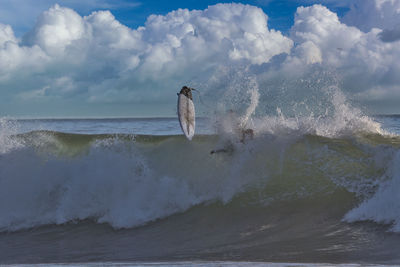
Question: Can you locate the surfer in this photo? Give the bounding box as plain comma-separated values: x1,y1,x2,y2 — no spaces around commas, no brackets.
240,128,254,143
210,110,254,154
210,128,253,154
177,86,194,99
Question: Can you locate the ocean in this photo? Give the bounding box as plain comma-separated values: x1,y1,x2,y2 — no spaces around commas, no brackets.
1,112,400,266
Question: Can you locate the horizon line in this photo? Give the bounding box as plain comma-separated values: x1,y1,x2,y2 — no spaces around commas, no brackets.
2,114,400,120
2,116,212,120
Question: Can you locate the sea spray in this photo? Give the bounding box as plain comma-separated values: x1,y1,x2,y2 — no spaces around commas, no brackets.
251,86,386,138
0,118,23,154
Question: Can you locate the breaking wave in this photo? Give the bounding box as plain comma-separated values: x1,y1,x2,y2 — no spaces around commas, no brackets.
0,95,399,234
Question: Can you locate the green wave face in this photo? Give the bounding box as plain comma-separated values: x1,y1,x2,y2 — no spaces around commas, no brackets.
2,130,400,263
12,130,400,205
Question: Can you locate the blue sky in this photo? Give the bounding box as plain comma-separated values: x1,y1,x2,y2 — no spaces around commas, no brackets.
1,0,400,117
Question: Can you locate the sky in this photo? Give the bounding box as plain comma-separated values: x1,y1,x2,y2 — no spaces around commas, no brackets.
0,0,400,117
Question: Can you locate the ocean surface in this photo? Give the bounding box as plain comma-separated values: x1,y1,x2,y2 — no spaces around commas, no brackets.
1,113,400,266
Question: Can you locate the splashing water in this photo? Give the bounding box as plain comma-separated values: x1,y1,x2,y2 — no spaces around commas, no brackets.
238,87,259,130
0,118,23,154
0,72,398,237
245,86,387,138
344,149,400,232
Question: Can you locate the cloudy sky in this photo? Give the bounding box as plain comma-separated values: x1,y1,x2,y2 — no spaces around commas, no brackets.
1,0,400,117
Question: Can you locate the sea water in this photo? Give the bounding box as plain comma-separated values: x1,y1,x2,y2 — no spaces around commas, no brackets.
12,115,400,135
13,117,214,135
1,112,400,266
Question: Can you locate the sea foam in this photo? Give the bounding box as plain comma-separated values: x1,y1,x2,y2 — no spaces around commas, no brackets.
344,149,400,232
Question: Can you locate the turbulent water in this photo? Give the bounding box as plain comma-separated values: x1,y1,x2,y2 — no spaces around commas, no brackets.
1,93,400,265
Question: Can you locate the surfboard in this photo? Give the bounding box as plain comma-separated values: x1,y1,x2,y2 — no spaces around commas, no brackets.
177,86,195,140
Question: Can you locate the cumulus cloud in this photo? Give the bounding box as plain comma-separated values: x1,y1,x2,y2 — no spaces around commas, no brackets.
290,5,363,66
291,3,400,113
378,24,400,42
343,0,400,32
0,0,141,37
0,3,293,110
23,5,86,55
1,1,400,116
0,24,17,46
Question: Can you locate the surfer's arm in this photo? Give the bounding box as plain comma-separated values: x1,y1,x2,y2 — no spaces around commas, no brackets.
211,148,230,154
210,142,235,154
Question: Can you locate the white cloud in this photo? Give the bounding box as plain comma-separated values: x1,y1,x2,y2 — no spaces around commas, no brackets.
0,3,293,107
0,24,17,46
1,1,400,116
378,24,400,42
276,2,400,115
290,5,363,66
0,0,141,36
287,4,400,90
343,0,400,32
24,4,87,56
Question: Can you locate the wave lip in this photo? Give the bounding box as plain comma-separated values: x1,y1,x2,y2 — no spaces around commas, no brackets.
344,149,400,232
0,127,398,233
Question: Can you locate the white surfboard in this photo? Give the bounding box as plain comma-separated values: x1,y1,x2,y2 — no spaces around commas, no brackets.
177,86,195,140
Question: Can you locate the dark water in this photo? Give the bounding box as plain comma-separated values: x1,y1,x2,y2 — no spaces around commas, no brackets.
0,116,400,265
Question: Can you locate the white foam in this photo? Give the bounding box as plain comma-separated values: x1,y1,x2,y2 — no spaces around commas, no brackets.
0,127,268,232
0,138,205,231
344,149,400,232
